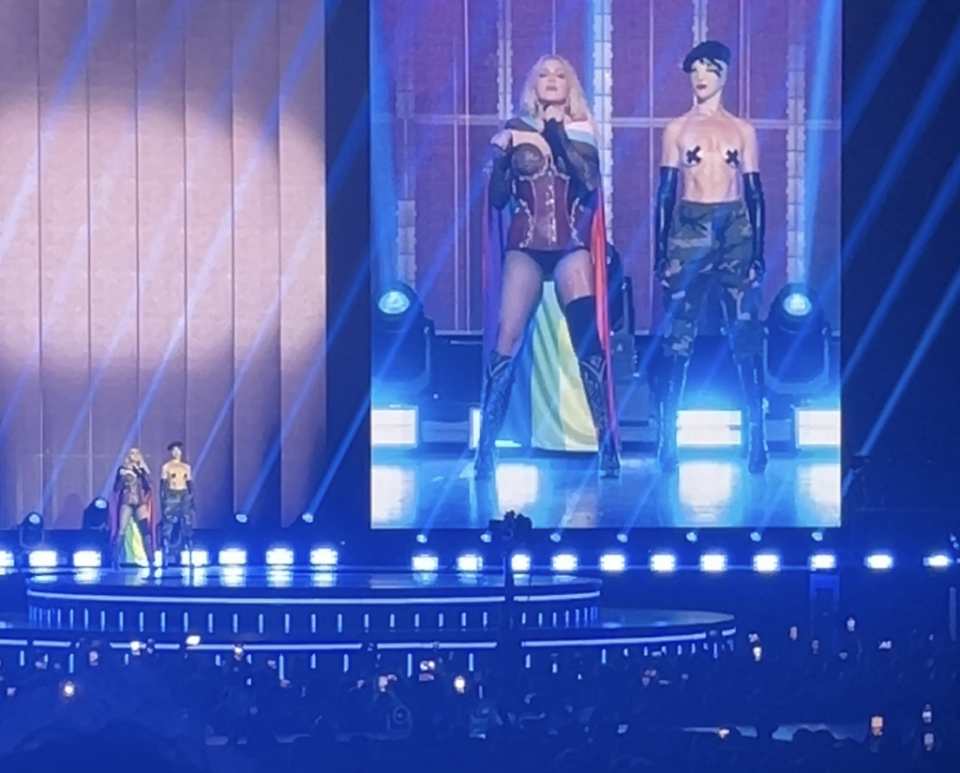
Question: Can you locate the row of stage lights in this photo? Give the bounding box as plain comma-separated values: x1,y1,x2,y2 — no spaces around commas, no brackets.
2,547,954,573
372,405,841,450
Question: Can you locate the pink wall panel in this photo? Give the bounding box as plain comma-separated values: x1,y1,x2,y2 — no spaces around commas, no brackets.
231,0,282,524
88,0,139,498
278,0,326,526
135,0,188,476
0,0,326,529
0,1,43,522
38,0,92,528
184,0,236,524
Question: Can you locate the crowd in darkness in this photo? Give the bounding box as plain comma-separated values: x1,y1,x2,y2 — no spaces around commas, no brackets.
0,609,957,773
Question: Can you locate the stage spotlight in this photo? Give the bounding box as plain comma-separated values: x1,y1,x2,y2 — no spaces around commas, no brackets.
510,553,531,574
616,532,629,544
19,512,45,550
0,550,16,569
923,554,953,569
700,553,727,573
753,553,780,573
599,553,627,573
457,553,483,573
181,549,209,567
416,533,428,544
72,550,102,569
551,553,578,573
412,553,439,573
301,512,315,525
685,531,698,544
185,634,201,647
265,547,295,567
373,282,433,394
28,549,58,569
766,283,830,395
549,531,562,543
234,513,249,525
650,553,677,573
811,530,824,542
81,497,109,532
809,553,836,571
749,531,762,543
865,553,893,570
310,547,339,568
795,407,840,449
480,531,493,544
677,409,742,448
218,548,247,567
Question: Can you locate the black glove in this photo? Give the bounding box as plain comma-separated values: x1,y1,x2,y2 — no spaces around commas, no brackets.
744,172,765,283
488,146,512,210
542,119,600,190
655,167,679,283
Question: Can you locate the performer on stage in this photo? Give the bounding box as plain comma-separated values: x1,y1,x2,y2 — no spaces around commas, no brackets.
477,54,619,479
655,40,767,473
111,447,155,566
160,441,195,566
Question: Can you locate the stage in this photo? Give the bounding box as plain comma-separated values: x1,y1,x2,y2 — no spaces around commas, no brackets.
0,568,737,673
372,452,841,529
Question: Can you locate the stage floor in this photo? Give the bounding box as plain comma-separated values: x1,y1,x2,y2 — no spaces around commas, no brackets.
372,452,840,529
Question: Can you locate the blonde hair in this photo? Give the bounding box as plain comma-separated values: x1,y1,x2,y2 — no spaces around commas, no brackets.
125,447,150,475
519,55,593,129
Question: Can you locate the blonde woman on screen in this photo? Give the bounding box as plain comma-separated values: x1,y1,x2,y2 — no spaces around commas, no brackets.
478,55,619,480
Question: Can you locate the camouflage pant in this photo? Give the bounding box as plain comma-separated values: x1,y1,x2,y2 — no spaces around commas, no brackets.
661,200,764,360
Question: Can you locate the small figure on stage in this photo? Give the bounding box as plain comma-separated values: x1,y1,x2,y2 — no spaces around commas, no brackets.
655,40,768,473
111,448,155,567
477,54,619,479
160,441,195,566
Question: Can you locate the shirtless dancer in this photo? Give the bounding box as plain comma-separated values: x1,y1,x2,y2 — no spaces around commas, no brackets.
160,441,196,565
655,40,767,473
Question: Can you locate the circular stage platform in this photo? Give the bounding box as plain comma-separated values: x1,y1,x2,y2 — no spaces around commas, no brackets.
1,569,737,670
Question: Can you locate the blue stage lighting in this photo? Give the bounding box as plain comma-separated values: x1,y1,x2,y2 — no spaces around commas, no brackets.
809,553,836,571
749,531,762,543
551,553,577,573
301,512,315,525
72,550,102,569
93,497,107,509
616,532,629,544
235,513,249,525
767,283,830,396
456,553,483,573
218,548,247,566
599,553,626,573
549,531,562,543
310,547,339,567
266,547,295,567
510,553,531,573
416,533,428,544
865,553,893,570
412,553,439,573
20,512,45,550
700,553,727,573
650,554,676,573
378,288,412,316
685,531,698,543
28,549,58,569
753,553,780,573
371,406,419,449
783,292,813,317
0,550,15,569
923,554,953,569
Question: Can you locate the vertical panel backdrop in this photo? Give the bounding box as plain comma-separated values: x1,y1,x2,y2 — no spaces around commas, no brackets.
374,0,841,335
0,0,326,529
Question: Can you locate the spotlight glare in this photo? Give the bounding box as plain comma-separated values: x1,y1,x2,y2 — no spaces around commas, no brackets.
749,531,762,543
456,553,483,573
551,553,577,573
700,553,727,573
72,550,102,569
650,553,677,573
783,292,813,317
234,513,249,525
265,547,295,567
480,531,493,544
510,553,531,573
93,497,108,509
412,553,439,573
180,549,209,567
378,289,411,316
616,532,629,544
301,512,315,524
865,553,893,570
811,531,824,542
599,553,627,573
809,553,837,571
185,634,201,647
923,554,953,569
310,547,339,568
753,553,780,573
549,531,562,543
0,551,15,569
685,531,698,544
28,549,58,569
218,548,247,567
416,533,428,544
